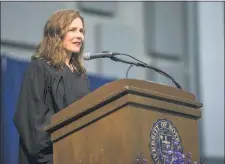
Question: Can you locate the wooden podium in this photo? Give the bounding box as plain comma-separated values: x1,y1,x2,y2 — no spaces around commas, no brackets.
45,79,202,164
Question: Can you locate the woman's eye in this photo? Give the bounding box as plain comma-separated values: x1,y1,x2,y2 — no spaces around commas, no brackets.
69,28,84,34
69,28,76,31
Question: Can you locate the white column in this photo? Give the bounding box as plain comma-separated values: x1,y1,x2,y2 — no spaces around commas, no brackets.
197,2,224,158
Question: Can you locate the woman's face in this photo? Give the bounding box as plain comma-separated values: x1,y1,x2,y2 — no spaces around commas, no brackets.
63,18,84,54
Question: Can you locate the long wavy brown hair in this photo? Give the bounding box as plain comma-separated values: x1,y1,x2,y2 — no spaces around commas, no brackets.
32,9,86,75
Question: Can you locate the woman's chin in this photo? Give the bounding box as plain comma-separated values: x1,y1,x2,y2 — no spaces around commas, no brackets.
71,49,80,53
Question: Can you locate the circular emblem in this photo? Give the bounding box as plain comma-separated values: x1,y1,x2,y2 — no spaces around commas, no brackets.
149,119,183,164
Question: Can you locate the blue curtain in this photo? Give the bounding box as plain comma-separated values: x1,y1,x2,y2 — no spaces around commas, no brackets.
1,55,29,164
1,54,115,164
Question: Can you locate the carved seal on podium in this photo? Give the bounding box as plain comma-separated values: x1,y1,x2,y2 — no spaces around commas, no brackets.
149,119,183,163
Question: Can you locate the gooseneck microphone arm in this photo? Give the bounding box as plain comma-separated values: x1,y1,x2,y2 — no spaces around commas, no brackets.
83,52,182,89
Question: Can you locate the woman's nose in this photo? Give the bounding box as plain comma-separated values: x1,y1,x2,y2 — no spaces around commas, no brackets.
75,32,83,39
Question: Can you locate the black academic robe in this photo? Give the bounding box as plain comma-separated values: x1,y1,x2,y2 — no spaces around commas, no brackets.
13,58,91,164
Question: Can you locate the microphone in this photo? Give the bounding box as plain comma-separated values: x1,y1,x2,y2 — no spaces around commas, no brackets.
83,51,113,60
83,51,182,89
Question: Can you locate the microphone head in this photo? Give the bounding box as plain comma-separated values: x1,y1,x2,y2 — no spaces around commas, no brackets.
83,52,91,60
